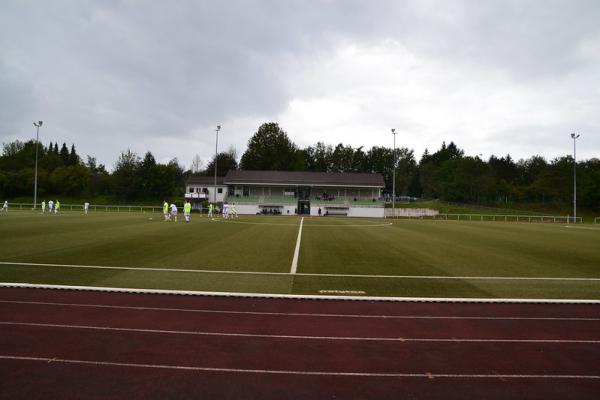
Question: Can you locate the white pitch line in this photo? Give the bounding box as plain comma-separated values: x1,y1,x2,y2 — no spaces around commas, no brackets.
2,321,600,344
4,282,600,304
290,217,304,274
1,355,599,379
2,300,600,321
2,261,600,281
0,261,282,276
564,225,600,231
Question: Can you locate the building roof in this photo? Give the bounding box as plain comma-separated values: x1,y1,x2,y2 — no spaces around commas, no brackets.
186,176,225,185
224,170,385,188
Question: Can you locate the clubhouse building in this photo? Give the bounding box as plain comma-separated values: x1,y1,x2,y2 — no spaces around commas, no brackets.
186,170,385,218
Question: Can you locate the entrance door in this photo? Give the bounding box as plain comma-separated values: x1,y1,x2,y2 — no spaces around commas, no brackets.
298,200,310,215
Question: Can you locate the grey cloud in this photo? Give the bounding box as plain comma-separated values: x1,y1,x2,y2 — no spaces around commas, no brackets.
1,0,599,167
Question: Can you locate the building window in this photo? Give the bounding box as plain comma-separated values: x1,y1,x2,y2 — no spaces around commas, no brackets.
217,188,223,194
188,187,194,193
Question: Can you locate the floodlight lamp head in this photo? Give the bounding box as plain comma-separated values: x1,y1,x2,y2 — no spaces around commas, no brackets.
571,133,579,139
39,121,43,126
391,128,395,134
216,125,221,131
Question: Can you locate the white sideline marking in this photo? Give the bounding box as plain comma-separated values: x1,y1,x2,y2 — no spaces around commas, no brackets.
3,321,600,344
1,355,599,379
290,217,304,274
0,261,281,276
2,300,600,321
564,225,600,231
3,282,600,304
2,261,600,281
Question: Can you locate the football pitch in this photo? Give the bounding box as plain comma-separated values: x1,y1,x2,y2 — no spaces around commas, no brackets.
1,211,599,300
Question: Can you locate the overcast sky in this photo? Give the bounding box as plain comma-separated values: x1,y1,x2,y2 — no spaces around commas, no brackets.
1,0,599,169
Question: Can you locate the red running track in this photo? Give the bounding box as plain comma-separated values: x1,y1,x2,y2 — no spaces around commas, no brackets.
0,287,599,399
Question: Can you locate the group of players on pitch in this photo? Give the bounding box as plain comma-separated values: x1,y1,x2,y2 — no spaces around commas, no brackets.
1,200,90,214
161,200,238,223
1,199,236,222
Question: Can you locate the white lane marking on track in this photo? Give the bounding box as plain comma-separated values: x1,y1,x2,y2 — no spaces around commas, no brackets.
2,300,600,321
2,261,600,281
290,217,304,274
2,321,600,343
1,355,599,379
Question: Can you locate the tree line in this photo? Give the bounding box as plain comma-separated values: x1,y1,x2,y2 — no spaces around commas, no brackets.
238,123,600,210
0,141,184,201
1,122,599,210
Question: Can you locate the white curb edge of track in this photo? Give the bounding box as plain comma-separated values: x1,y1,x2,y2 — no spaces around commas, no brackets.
2,283,600,304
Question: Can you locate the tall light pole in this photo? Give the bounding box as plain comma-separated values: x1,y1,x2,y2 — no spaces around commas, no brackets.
214,125,221,204
571,133,580,223
33,121,43,209
391,128,397,217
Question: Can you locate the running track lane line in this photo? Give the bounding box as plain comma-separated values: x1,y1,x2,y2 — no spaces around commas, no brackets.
3,321,600,343
1,355,599,379
2,300,600,321
3,261,600,281
290,217,304,274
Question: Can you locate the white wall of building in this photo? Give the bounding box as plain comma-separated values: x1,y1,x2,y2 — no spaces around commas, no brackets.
282,205,296,215
310,205,384,218
235,204,260,215
209,186,227,203
186,184,227,203
347,207,385,218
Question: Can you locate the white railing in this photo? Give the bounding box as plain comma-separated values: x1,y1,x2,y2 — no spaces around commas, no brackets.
435,214,582,223
5,202,164,213
389,212,582,223
385,208,439,218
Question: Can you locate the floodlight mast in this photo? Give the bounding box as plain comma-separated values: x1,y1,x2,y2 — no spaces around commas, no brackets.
33,121,43,209
214,125,221,205
571,133,580,223
391,128,397,217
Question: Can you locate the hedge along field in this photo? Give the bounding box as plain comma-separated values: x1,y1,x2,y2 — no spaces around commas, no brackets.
1,212,599,299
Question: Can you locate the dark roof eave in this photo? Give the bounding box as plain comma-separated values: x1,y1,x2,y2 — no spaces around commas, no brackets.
224,180,383,188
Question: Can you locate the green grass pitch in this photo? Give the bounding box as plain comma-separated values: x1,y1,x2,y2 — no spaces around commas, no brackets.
1,211,599,299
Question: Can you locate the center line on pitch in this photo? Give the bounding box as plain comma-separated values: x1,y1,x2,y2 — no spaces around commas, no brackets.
290,217,304,274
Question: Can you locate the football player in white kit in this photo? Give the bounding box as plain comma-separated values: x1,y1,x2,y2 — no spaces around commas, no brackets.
48,200,54,213
170,203,178,222
84,202,90,215
222,202,229,219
